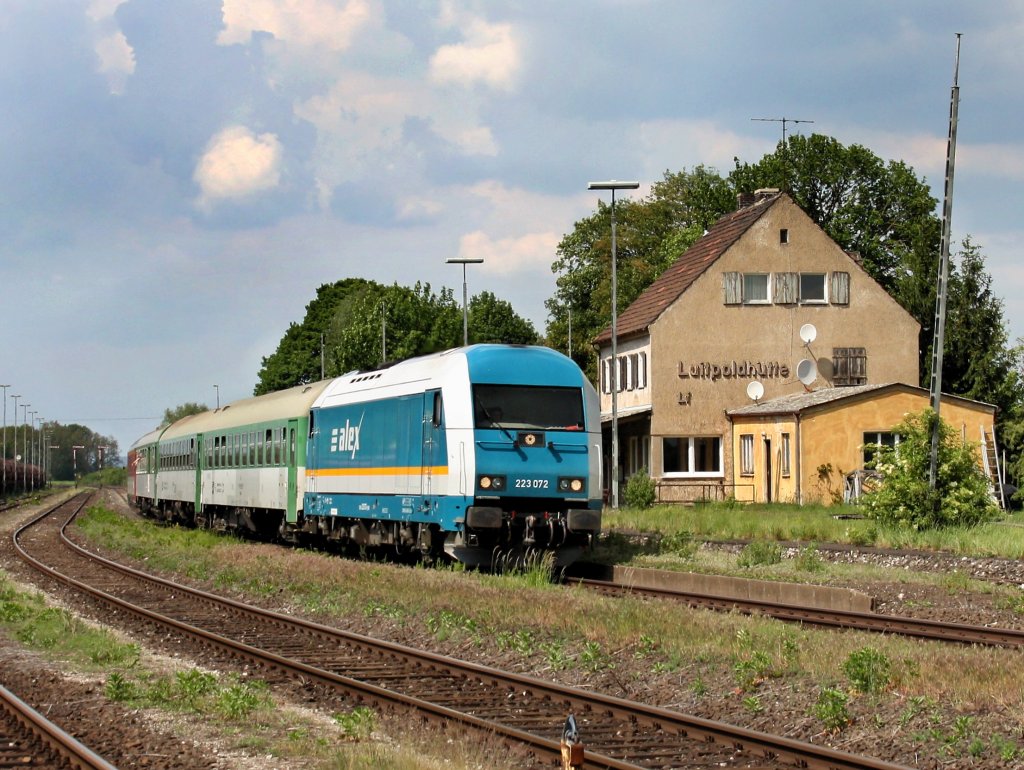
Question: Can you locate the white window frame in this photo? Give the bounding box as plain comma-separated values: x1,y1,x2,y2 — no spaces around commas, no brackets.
661,436,724,478
799,273,827,304
780,433,791,477
739,434,754,476
743,273,770,304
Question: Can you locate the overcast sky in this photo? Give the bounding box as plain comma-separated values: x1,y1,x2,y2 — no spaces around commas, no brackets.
2,0,1022,460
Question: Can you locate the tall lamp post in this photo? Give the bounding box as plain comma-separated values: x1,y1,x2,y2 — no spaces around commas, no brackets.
9,394,19,493
20,404,30,492
27,410,35,491
0,384,9,495
446,257,484,347
214,384,220,410
587,180,640,510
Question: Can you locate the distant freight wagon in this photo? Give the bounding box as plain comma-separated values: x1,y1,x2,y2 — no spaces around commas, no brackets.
127,345,602,567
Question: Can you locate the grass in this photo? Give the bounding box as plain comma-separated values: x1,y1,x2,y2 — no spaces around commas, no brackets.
0,565,520,770
61,501,1024,765
602,499,1024,557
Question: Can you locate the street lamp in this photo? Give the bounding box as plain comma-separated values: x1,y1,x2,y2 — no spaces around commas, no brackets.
21,405,30,492
588,179,640,510
446,257,484,347
9,394,19,493
214,384,220,409
0,384,8,495
27,410,35,491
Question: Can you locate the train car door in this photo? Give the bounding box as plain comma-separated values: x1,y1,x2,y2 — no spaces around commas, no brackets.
193,435,203,516
421,390,443,504
286,419,299,523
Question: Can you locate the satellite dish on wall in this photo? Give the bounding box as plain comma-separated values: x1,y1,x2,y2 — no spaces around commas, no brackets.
799,323,817,344
796,358,817,386
746,380,764,402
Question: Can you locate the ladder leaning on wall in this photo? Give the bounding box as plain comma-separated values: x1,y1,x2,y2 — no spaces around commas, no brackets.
980,425,1005,510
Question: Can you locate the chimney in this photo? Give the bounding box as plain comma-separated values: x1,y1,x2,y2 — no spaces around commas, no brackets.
754,188,781,204
736,192,755,210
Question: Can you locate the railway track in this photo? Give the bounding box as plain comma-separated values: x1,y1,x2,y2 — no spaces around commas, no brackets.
0,680,118,770
572,577,1024,648
11,492,914,770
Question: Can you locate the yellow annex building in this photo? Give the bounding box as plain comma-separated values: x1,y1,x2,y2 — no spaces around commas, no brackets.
594,190,998,505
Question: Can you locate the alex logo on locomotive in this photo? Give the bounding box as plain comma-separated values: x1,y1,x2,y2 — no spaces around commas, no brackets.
329,415,363,458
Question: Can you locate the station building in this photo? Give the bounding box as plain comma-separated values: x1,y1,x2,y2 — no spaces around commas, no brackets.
595,190,998,504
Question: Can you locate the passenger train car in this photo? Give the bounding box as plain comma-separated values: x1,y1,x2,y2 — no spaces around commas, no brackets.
127,345,602,567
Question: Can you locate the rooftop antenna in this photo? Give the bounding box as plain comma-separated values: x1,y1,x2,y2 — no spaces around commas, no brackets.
928,34,962,493
751,117,815,191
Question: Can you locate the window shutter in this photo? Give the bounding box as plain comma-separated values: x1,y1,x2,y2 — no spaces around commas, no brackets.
723,272,742,304
774,272,798,304
831,271,850,305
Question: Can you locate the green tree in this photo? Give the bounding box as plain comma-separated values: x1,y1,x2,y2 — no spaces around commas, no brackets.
161,402,208,428
862,409,998,529
329,282,462,373
546,166,728,378
254,279,376,395
45,423,120,481
467,291,539,345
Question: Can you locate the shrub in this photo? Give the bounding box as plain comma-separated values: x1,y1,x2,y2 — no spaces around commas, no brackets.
861,409,999,530
623,469,656,509
737,541,782,567
812,687,851,731
843,647,891,694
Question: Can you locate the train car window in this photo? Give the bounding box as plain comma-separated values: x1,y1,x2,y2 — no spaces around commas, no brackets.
249,431,257,466
472,384,584,431
308,411,315,438
290,428,296,464
265,429,272,466
432,391,443,428
274,428,282,465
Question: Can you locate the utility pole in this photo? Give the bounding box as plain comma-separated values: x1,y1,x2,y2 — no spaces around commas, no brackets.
928,34,962,492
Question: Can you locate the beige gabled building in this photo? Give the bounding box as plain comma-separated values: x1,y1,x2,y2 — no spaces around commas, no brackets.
595,190,924,503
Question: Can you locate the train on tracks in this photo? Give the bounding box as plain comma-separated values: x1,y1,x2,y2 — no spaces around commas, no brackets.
126,345,602,567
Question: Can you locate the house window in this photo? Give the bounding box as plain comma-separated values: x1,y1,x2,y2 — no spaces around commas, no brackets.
833,348,867,386
780,433,791,477
863,432,900,468
780,228,789,244
601,358,612,394
628,435,650,476
743,273,770,304
799,273,827,303
662,436,723,477
739,434,754,476
637,352,647,389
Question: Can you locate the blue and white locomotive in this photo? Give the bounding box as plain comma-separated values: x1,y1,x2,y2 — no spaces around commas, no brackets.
127,345,602,567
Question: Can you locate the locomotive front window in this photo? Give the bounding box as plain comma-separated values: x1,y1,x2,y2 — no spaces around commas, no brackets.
473,385,584,431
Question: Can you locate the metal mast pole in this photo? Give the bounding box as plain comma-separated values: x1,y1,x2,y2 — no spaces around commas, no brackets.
928,34,962,491
0,385,8,495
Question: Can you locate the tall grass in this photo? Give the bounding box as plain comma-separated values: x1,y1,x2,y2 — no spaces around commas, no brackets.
604,500,1024,558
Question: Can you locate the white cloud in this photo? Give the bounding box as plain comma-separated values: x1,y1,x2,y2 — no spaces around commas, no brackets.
457,230,559,275
429,10,521,91
93,31,135,92
85,0,135,94
219,0,374,50
193,126,283,209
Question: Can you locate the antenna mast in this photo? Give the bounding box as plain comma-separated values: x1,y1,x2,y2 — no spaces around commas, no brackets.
751,117,815,190
928,34,962,491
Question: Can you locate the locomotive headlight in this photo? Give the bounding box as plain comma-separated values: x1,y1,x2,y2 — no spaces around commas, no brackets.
478,474,506,491
558,477,585,493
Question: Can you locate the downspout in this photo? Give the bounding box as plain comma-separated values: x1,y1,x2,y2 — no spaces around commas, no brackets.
794,413,802,504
